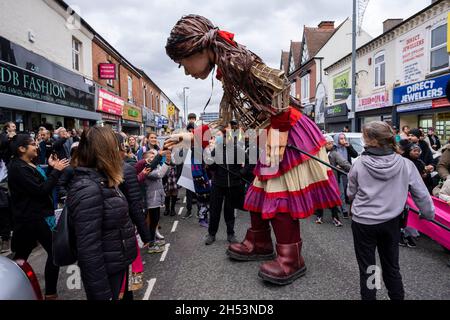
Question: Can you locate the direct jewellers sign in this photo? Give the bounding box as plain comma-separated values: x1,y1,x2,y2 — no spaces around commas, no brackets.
393,74,450,105
0,60,95,111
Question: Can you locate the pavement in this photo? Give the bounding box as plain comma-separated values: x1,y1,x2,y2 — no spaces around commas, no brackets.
23,189,450,300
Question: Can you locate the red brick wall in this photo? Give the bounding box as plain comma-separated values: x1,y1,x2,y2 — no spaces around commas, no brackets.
92,41,120,95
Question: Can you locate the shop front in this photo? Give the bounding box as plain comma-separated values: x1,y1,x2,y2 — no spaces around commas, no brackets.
122,103,143,135
394,73,450,141
324,103,350,133
0,36,99,132
356,91,393,129
97,88,123,132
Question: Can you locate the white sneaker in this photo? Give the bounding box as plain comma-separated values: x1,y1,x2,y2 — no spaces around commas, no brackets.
156,229,165,240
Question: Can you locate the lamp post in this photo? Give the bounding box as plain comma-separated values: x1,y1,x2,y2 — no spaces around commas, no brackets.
351,0,357,132
183,87,189,125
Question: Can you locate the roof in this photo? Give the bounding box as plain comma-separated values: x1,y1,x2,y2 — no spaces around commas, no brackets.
325,0,446,71
303,26,335,57
280,51,290,73
289,41,302,70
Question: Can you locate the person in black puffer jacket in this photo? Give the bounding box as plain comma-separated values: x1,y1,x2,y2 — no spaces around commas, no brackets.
204,126,247,245
67,127,137,300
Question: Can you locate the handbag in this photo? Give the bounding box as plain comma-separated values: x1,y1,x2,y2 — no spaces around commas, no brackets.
52,205,77,266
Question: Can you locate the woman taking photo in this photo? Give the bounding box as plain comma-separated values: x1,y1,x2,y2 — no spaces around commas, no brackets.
67,126,137,300
8,134,69,299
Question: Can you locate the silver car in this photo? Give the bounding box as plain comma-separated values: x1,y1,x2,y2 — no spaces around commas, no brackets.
0,256,42,300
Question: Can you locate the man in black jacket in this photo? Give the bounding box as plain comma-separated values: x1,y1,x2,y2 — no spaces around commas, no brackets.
205,126,246,245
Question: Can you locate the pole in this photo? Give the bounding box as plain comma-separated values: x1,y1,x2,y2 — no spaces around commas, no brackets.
287,144,348,176
351,0,357,132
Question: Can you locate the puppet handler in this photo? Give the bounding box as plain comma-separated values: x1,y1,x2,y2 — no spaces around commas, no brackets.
164,15,341,285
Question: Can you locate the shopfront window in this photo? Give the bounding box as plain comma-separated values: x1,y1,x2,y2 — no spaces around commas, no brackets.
374,52,385,88
127,75,133,103
72,37,82,72
430,24,448,72
435,113,450,142
419,116,433,131
301,74,310,103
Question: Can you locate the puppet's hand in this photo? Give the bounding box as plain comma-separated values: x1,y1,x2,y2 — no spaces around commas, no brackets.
265,128,289,167
164,132,193,150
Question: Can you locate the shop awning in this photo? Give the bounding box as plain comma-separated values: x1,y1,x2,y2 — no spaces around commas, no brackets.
0,93,101,121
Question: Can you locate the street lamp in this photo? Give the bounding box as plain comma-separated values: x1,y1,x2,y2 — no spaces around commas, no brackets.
183,87,189,125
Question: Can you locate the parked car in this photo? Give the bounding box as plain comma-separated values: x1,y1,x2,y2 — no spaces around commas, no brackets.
0,256,43,300
325,132,365,157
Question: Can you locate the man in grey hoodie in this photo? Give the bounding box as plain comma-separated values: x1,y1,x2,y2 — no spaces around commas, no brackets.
347,121,434,300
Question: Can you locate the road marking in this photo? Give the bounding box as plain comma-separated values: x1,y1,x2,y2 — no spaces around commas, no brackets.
160,243,170,262
171,220,179,233
142,278,156,300
183,196,186,203
178,207,184,216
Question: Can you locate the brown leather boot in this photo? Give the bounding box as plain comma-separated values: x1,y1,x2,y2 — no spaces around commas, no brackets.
258,241,307,285
226,228,276,261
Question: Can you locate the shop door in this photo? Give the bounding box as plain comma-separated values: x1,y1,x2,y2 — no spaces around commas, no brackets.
435,113,450,143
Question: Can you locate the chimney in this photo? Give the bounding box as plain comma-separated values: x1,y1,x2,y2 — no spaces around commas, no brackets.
318,21,335,30
383,19,403,33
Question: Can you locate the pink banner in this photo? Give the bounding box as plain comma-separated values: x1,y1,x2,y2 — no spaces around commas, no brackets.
98,88,124,116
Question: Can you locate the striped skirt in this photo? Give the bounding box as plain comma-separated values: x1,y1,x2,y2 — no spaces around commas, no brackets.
244,112,342,220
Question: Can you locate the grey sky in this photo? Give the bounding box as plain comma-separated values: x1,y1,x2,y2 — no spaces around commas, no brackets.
67,0,430,118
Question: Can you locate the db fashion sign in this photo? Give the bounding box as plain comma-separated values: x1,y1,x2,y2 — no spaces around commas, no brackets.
0,60,95,111
98,89,123,116
393,74,450,105
122,103,142,123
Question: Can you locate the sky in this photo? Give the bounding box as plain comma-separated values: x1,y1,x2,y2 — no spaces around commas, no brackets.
66,0,431,118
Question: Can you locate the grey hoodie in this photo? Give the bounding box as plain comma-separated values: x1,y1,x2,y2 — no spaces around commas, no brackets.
347,152,434,225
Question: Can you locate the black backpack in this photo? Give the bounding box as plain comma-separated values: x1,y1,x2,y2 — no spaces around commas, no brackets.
52,205,77,267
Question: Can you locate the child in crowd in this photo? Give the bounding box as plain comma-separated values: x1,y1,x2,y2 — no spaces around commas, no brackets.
137,150,171,254
315,135,352,227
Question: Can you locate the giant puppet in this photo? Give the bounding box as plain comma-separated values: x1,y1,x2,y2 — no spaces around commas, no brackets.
164,15,341,285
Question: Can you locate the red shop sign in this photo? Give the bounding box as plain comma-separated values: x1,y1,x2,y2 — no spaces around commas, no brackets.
98,88,124,116
432,98,450,109
99,63,116,80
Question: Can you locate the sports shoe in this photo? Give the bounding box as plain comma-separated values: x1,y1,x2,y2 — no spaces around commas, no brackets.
155,239,166,246
342,212,349,219
170,210,176,217
205,234,216,245
163,210,169,216
227,234,239,243
333,217,343,227
182,211,193,219
147,244,165,254
315,217,323,224
399,233,407,247
405,236,417,248
199,219,209,228
156,229,165,240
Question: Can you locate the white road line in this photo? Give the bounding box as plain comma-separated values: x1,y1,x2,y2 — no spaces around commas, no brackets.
160,243,170,262
178,207,184,216
142,278,157,300
183,196,186,203
171,221,179,233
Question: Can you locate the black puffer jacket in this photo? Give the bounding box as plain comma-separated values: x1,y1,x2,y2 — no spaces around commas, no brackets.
120,162,151,244
66,167,137,300
209,142,246,188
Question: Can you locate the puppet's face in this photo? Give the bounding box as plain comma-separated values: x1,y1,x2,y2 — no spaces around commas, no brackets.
179,49,214,80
